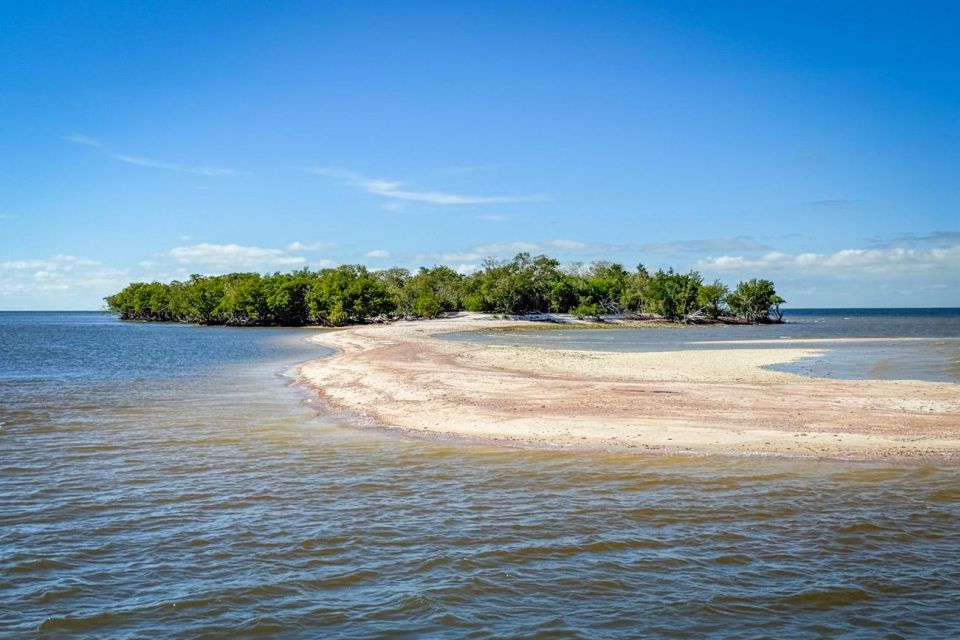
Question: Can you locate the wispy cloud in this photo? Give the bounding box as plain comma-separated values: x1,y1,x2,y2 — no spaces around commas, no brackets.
908,230,960,245
310,167,547,206
642,236,771,254
108,153,240,176
67,134,243,177
65,133,102,147
363,249,390,258
866,230,960,249
477,213,508,222
0,214,18,220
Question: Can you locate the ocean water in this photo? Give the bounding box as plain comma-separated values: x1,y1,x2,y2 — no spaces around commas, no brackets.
2,311,959,639
446,309,960,383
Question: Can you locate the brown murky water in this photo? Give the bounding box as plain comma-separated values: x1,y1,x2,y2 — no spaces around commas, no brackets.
2,313,959,638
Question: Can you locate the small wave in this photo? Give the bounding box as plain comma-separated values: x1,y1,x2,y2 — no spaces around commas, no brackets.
297,569,380,589
711,553,753,565
784,586,874,609
9,557,71,574
837,522,891,534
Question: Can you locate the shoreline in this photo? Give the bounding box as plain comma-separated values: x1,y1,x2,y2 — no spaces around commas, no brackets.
298,313,960,461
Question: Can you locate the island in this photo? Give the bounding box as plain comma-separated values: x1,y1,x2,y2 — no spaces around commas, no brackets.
104,252,959,460
104,252,784,326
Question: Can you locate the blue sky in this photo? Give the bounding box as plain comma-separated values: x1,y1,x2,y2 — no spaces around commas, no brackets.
1,1,958,309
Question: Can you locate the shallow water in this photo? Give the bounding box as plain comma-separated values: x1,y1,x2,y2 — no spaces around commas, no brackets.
446,309,960,383
2,312,959,638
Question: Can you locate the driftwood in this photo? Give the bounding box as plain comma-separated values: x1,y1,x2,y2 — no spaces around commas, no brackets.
682,306,708,324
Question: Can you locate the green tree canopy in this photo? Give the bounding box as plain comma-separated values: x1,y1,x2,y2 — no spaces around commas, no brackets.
642,269,703,321
727,279,785,323
105,254,783,326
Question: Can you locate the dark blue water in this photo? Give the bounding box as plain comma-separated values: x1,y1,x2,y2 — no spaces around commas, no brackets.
445,309,960,383
2,312,959,638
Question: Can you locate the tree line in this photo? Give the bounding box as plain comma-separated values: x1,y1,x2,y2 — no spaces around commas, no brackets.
105,252,785,326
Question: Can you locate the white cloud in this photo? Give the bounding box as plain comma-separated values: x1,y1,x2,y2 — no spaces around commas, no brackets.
286,241,332,251
1,255,101,271
168,243,306,270
477,214,507,222
0,254,129,308
310,167,546,205
363,249,390,258
546,239,588,250
690,242,960,307
695,244,960,277
0,214,18,220
67,134,243,177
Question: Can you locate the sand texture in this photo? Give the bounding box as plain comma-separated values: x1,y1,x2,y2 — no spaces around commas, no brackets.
299,314,960,460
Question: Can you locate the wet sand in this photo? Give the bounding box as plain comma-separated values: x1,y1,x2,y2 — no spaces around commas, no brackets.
299,314,960,460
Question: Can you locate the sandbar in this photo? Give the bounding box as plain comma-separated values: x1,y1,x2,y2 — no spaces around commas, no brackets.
299,314,960,460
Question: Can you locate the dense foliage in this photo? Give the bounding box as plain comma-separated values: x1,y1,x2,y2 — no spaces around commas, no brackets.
105,253,784,326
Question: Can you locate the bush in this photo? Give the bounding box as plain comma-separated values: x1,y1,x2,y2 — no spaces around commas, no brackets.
413,293,443,319
572,302,602,320
727,279,784,323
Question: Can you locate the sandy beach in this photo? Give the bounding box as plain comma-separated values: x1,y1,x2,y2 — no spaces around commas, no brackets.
299,314,960,460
